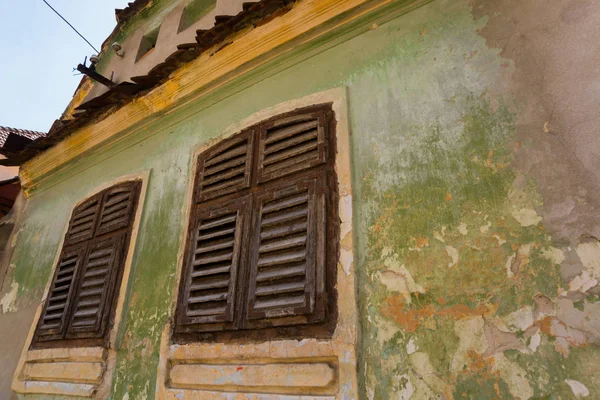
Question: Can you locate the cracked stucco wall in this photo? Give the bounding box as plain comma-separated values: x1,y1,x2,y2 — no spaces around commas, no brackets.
1,0,600,398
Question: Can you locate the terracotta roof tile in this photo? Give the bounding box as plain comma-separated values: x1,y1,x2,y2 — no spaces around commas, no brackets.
0,126,45,147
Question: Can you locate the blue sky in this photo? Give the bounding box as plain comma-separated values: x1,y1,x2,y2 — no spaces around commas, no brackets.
0,0,130,132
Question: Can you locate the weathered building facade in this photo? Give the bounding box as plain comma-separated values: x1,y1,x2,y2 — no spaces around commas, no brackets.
1,0,600,398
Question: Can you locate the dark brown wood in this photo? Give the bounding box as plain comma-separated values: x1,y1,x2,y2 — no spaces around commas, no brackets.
244,173,326,328
33,245,87,344
174,103,338,341
65,233,125,339
95,182,139,236
256,108,329,183
64,194,101,246
195,130,254,203
31,180,142,349
175,196,252,333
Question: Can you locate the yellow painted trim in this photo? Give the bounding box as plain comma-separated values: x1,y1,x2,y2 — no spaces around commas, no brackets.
20,0,423,194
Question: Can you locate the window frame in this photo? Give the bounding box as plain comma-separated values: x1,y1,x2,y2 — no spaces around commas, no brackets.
174,104,339,343
30,180,142,349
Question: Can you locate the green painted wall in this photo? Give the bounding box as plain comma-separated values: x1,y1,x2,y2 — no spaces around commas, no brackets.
3,0,600,398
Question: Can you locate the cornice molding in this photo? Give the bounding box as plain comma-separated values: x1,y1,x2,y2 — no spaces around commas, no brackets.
20,0,428,195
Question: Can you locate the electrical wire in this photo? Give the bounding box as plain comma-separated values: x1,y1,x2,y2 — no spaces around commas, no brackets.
41,0,100,54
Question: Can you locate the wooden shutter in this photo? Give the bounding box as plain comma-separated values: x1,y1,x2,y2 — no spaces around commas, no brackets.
195,130,254,202
245,174,326,327
96,182,140,236
64,195,101,246
65,234,126,339
32,180,142,347
34,246,86,342
256,109,329,183
176,197,249,331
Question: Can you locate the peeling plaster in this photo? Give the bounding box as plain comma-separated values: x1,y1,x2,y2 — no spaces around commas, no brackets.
566,380,590,398
0,282,18,314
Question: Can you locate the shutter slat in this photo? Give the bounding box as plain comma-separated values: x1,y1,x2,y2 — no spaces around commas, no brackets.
43,311,65,321
264,120,318,144
104,193,130,208
264,129,318,156
193,252,233,265
190,277,230,291
71,318,97,327
186,305,227,317
203,155,246,176
199,214,236,230
257,265,306,282
87,256,111,268
263,141,318,167
84,267,110,279
188,291,228,304
79,286,104,296
54,275,74,285
197,227,235,241
255,281,305,297
73,308,99,318
261,208,307,227
195,239,234,254
57,266,76,277
204,143,248,167
102,208,127,224
262,193,309,214
196,131,253,202
254,294,306,310
46,302,67,312
259,235,306,253
76,298,101,308
257,250,306,267
201,165,246,186
260,222,307,241
200,177,245,197
191,265,231,278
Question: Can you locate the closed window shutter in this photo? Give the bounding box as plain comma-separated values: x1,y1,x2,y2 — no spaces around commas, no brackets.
245,174,326,327
176,197,249,332
96,182,139,236
256,109,329,183
195,130,254,202
65,234,126,339
64,194,101,246
175,104,336,339
34,246,87,342
32,180,141,347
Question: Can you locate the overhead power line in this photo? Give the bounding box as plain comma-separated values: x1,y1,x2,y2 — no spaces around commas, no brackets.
41,0,100,54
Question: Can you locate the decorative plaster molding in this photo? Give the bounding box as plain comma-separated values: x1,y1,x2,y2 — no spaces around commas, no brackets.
19,0,429,195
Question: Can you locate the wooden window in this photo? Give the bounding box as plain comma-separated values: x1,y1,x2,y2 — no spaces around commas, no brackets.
175,104,338,340
32,181,141,348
